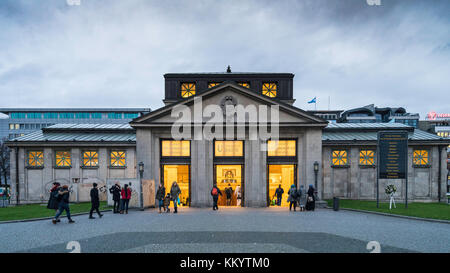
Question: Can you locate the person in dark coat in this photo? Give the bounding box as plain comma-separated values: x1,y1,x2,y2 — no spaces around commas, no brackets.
109,182,121,213
52,185,74,224
225,184,233,206
210,183,222,211
156,183,166,213
89,183,103,219
47,182,61,210
170,181,181,214
274,184,284,206
287,184,298,211
305,184,316,211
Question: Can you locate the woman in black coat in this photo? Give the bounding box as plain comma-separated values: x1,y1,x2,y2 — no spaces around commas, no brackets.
47,182,61,210
305,184,316,211
155,183,166,213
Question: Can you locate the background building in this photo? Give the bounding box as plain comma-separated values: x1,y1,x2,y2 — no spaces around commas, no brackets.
0,108,150,140
307,110,343,123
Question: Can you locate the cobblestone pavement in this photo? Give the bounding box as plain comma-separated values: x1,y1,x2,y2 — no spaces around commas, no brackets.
1,207,449,253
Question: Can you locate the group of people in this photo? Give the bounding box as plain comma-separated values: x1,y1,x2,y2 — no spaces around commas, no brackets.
47,181,133,224
274,184,316,211
155,181,181,213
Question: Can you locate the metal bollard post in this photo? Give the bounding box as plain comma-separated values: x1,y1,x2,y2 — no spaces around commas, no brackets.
333,197,339,211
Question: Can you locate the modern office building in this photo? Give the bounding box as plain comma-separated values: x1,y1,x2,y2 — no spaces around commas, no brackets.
6,70,449,207
338,104,420,127
0,108,151,140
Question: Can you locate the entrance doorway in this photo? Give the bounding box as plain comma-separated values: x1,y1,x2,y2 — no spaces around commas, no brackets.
215,165,243,207
162,165,190,207
268,164,296,207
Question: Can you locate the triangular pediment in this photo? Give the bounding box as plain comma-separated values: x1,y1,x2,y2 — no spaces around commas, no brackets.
130,83,327,127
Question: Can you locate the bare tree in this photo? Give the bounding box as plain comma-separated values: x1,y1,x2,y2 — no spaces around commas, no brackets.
0,138,10,186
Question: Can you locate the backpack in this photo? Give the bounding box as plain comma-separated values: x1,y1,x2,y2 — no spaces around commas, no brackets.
212,187,218,196
290,189,298,199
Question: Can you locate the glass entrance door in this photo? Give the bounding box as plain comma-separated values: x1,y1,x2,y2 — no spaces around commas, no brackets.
268,164,296,207
162,165,190,207
215,165,243,207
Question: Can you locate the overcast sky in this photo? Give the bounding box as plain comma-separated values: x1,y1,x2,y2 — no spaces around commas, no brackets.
0,0,449,118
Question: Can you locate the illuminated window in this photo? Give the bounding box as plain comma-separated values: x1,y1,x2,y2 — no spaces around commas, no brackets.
262,82,277,97
215,141,243,157
413,150,429,165
332,150,348,166
110,150,126,167
82,151,99,167
9,124,14,130
359,150,375,165
181,83,196,98
267,140,296,157
162,140,190,157
238,82,250,88
28,151,44,167
55,151,71,167
208,82,220,88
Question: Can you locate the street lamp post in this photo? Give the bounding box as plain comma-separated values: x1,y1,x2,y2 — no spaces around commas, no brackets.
138,162,144,211
313,161,319,200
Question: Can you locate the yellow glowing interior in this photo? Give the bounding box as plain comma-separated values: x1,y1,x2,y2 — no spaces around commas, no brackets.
238,82,250,88
268,165,295,207
55,151,71,167
332,150,347,166
82,151,98,167
181,83,196,98
215,141,243,157
208,82,220,88
215,165,242,206
28,151,44,167
359,150,374,165
110,151,126,167
267,140,296,157
262,82,277,97
162,140,190,157
163,165,190,207
413,150,429,165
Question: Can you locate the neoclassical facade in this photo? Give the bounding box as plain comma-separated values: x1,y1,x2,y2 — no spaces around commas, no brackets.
6,71,449,207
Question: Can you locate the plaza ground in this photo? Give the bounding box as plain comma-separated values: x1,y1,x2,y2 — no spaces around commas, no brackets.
0,202,108,222
0,207,449,253
325,200,450,221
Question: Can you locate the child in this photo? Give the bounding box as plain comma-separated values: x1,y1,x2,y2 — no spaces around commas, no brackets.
163,193,171,213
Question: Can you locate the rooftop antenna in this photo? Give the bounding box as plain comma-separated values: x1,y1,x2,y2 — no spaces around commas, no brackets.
226,65,231,73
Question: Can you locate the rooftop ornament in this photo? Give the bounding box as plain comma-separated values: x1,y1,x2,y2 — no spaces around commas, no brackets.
226,65,231,73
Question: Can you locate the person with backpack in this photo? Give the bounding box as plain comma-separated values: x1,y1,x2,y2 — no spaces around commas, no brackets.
120,184,132,214
287,184,298,211
211,183,222,210
274,184,284,206
305,184,316,211
170,181,181,214
155,183,166,213
52,185,75,224
225,184,233,206
89,183,103,219
109,182,121,213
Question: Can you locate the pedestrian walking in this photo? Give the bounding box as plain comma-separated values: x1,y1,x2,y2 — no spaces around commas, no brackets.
305,184,316,211
163,193,171,213
156,183,166,213
225,184,233,206
109,182,121,213
120,184,132,214
47,182,61,222
211,183,222,210
170,181,181,214
287,184,298,211
52,185,74,224
89,183,103,219
298,185,306,211
274,184,284,206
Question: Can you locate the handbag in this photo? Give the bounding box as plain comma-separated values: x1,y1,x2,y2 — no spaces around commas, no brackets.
308,196,314,202
177,197,180,205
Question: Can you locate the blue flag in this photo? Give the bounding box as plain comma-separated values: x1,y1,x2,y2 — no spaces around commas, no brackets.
308,97,316,104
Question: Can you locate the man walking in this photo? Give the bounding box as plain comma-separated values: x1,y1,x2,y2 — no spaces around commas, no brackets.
89,183,103,219
275,184,284,206
109,182,121,213
52,185,75,224
170,181,181,214
211,183,222,210
225,184,233,206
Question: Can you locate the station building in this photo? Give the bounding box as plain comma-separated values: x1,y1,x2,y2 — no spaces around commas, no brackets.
6,70,450,207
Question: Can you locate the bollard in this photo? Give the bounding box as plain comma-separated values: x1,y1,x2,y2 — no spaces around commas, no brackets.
333,197,339,211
